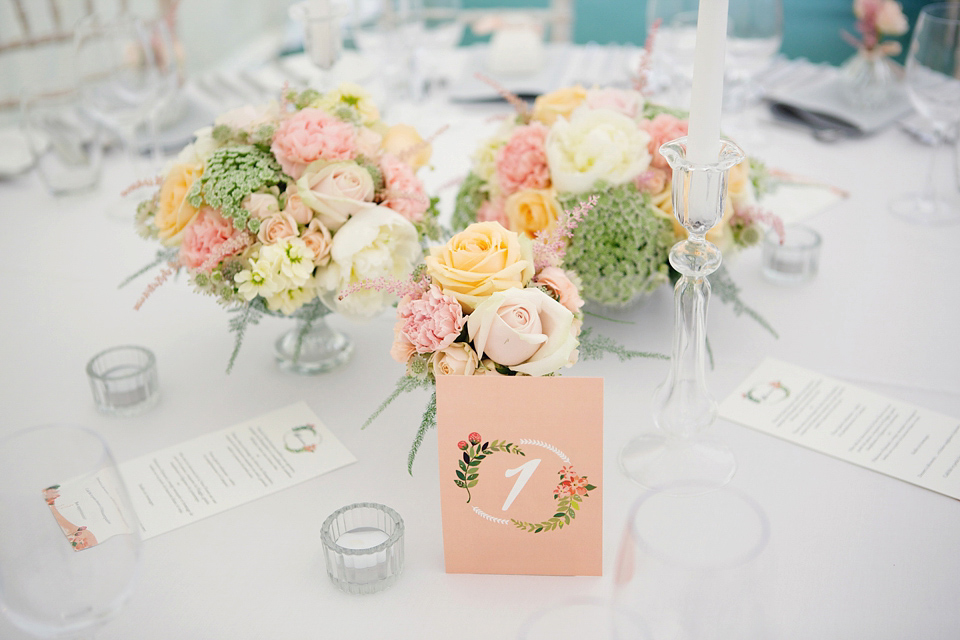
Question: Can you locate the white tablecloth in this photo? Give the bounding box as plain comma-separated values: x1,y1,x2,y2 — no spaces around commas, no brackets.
1,78,958,640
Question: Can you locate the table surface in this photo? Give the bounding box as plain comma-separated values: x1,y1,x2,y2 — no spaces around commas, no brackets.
1,55,959,640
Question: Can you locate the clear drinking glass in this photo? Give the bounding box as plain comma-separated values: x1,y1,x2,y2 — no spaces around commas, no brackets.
320,503,404,595
410,0,463,100
350,0,421,104
0,425,141,639
646,0,701,108
889,3,960,225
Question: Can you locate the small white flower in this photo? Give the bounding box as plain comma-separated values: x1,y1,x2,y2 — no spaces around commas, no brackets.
235,266,281,301
266,278,317,315
278,237,316,287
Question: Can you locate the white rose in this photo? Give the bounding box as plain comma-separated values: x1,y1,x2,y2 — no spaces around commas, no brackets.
545,107,652,194
297,160,376,231
316,206,421,317
467,287,578,376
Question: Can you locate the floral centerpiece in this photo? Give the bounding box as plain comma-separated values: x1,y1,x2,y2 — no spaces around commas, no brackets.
452,85,776,310
840,0,910,108
129,83,441,373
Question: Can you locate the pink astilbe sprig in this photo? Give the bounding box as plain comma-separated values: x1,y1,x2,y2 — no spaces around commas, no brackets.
338,268,431,302
474,72,531,123
134,263,178,311
398,124,449,164
196,231,254,274
121,175,164,197
532,194,598,271
633,18,661,93
733,205,786,245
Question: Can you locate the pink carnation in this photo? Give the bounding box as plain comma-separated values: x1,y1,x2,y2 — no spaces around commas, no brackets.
641,114,689,171
495,123,551,196
271,108,357,180
180,207,242,269
380,153,429,222
477,197,508,228
397,284,465,354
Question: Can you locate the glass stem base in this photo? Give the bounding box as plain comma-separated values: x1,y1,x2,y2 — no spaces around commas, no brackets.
618,433,736,495
275,315,353,375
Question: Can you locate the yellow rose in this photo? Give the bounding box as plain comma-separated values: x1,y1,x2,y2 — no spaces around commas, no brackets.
504,188,561,239
381,124,432,171
532,86,587,126
155,162,203,246
425,221,535,312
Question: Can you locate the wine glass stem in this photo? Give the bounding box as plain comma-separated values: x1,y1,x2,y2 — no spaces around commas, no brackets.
921,126,947,206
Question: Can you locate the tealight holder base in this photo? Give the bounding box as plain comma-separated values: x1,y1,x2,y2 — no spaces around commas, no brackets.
619,434,736,496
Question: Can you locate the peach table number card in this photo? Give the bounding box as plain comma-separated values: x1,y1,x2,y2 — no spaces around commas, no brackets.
436,376,603,576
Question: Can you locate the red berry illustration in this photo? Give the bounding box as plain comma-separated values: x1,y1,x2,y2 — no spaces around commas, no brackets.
468,432,481,444
457,441,468,450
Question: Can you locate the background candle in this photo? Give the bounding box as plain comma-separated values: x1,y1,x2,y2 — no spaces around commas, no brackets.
686,0,730,165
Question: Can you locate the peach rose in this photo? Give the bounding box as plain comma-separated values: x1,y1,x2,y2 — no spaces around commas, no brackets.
431,343,480,376
381,123,432,171
297,160,375,231
532,86,587,126
504,188,561,238
300,218,333,266
532,266,583,313
282,186,314,225
425,221,535,313
243,192,280,219
467,287,578,376
155,162,203,246
390,324,417,364
257,212,299,244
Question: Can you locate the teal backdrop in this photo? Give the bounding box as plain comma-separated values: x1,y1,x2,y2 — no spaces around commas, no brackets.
462,0,932,65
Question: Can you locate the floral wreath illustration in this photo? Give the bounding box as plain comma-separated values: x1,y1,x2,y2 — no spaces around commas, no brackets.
453,432,597,534
284,424,319,453
743,380,790,404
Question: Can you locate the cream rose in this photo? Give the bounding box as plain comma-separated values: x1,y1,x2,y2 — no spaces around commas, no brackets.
431,343,480,376
381,124,432,171
546,107,652,194
155,162,203,246
316,206,421,317
300,218,333,266
425,221,535,313
532,86,587,126
467,287,578,376
257,212,299,245
297,160,376,231
504,188,561,239
243,192,280,219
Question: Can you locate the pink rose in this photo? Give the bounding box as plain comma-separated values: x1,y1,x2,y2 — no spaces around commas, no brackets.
283,185,314,225
271,108,357,180
355,126,383,158
431,343,480,376
257,212,299,245
495,123,550,196
300,218,333,266
467,287,578,376
396,285,466,354
477,197,508,228
641,114,689,171
180,206,242,269
380,153,429,222
585,88,642,118
296,161,375,231
242,193,280,219
533,267,584,313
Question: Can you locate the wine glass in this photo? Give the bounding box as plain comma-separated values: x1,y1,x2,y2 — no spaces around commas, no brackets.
410,0,463,100
0,425,142,639
73,12,177,217
889,3,960,225
612,486,773,640
349,0,421,105
646,0,700,108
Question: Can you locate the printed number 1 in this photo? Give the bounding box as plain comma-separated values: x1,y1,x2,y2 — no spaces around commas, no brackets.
501,459,541,511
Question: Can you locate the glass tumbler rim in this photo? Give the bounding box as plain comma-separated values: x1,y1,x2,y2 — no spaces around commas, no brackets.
320,502,404,556
86,345,156,382
918,3,960,24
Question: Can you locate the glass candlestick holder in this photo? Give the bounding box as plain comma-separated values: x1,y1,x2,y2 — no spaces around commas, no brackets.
619,136,745,495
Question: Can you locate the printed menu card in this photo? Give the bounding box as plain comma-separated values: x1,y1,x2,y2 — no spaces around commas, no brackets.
437,376,603,576
719,358,960,500
46,403,356,549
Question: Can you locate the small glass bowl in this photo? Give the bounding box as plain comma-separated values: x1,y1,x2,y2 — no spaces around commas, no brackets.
761,225,822,285
320,503,404,595
86,345,159,417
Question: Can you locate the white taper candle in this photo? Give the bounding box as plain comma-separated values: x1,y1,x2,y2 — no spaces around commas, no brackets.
686,0,730,164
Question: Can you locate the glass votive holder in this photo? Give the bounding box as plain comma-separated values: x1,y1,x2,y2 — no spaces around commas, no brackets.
320,502,404,595
86,346,159,417
761,224,822,285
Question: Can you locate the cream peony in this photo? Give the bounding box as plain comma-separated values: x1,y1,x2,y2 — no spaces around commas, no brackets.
546,107,652,194
296,160,376,231
316,206,421,317
425,221,535,313
467,287,578,376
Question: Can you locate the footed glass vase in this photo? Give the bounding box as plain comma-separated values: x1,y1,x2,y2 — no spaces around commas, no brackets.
273,300,353,375
840,49,898,110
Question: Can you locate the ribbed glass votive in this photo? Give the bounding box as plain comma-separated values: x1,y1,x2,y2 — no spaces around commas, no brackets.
86,345,159,417
320,503,404,595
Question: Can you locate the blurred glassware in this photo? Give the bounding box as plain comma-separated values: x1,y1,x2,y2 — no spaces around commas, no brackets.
646,0,700,108
73,12,178,216
0,424,141,639
889,3,960,225
20,85,103,196
290,0,348,82
760,224,821,285
410,0,463,100
349,0,421,105
86,345,160,417
613,486,773,640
